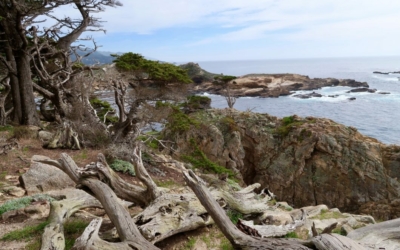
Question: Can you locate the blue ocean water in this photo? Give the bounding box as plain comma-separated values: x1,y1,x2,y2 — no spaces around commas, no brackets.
196,57,400,145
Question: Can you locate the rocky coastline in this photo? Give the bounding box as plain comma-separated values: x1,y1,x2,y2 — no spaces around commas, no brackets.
191,73,370,98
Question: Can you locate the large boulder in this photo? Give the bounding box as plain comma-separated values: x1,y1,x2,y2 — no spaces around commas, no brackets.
165,109,400,219
20,157,75,195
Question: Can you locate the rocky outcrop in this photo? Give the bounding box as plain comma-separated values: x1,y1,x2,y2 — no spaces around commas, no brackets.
20,158,75,195
192,74,369,97
164,109,400,219
179,62,217,84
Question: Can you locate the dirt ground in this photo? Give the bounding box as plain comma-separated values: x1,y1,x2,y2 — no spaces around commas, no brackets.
0,128,231,250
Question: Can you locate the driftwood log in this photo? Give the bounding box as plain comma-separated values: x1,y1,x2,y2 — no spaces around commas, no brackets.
41,194,101,250
34,150,396,250
183,169,313,250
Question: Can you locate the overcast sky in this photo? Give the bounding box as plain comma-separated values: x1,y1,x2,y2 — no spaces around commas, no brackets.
64,0,400,62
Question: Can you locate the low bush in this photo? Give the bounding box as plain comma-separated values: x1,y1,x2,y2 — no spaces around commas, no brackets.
109,159,135,176
0,194,54,216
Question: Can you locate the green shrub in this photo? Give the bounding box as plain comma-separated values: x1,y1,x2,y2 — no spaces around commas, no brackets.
182,139,234,177
109,159,135,176
219,116,240,133
0,194,55,216
184,96,211,110
165,107,200,134
89,97,118,124
275,116,304,137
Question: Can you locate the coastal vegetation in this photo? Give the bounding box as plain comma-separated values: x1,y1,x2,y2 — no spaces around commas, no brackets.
0,1,400,250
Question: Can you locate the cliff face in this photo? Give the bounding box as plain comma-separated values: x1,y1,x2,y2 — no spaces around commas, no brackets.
164,109,400,219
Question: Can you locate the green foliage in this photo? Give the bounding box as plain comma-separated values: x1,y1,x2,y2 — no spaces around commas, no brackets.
226,209,243,224
213,75,237,85
220,238,234,250
112,52,192,84
284,232,299,238
219,116,240,133
137,131,162,150
165,107,200,134
0,125,13,133
184,95,211,110
332,228,347,236
109,159,135,176
0,194,55,216
89,97,118,124
64,219,90,249
71,62,85,70
275,116,304,137
182,139,234,177
1,220,50,241
184,237,196,250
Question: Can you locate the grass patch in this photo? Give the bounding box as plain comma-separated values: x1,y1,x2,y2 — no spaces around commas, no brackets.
226,209,243,224
0,194,55,216
311,209,347,220
220,237,234,250
1,220,49,241
275,115,305,137
73,149,88,161
284,231,299,238
109,159,135,176
332,228,347,236
0,125,14,133
64,219,90,249
184,237,196,250
13,126,37,140
155,180,177,188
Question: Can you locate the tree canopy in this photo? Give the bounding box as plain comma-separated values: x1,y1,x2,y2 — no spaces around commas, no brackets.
112,52,192,85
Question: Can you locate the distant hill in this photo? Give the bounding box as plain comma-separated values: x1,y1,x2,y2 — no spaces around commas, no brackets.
71,51,116,65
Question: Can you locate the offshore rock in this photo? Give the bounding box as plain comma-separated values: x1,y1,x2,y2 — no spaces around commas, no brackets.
164,109,400,219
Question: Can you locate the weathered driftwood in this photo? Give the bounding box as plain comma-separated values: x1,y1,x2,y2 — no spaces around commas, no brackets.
238,209,306,238
78,178,159,249
72,218,133,250
311,234,367,250
34,154,158,250
347,218,400,250
41,195,101,250
46,122,81,150
36,151,280,244
35,152,157,207
183,170,313,250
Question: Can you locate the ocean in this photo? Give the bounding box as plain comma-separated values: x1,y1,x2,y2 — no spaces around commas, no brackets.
196,57,400,145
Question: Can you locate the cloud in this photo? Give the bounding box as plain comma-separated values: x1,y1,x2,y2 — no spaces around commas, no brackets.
37,0,400,60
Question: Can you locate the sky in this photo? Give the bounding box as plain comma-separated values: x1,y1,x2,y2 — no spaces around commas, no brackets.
53,0,400,62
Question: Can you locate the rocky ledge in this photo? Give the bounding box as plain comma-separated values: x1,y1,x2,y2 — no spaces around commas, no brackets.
192,74,369,97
